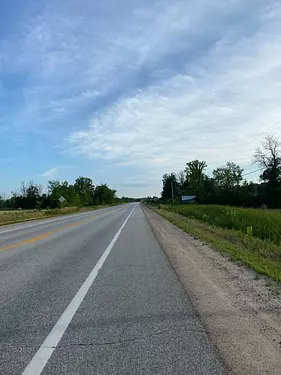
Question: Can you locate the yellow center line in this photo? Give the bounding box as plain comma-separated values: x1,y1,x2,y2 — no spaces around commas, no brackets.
0,211,112,254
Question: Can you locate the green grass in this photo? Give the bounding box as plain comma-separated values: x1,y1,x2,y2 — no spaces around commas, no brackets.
0,205,112,226
150,205,281,283
162,204,281,245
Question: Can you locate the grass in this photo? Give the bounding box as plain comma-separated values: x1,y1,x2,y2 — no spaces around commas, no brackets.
0,205,112,226
150,205,281,283
163,204,281,245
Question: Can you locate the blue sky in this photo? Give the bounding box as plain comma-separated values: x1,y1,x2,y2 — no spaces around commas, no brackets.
1,0,281,197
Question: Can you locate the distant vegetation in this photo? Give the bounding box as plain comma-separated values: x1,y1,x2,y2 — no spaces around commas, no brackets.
0,177,135,210
147,135,281,282
154,135,281,208
0,206,113,226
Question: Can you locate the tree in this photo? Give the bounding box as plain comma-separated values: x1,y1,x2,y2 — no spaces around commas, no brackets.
184,160,207,199
254,135,281,206
48,180,66,207
202,176,217,204
213,162,243,190
155,136,281,207
254,135,281,183
93,184,116,205
11,181,43,209
74,177,95,206
238,181,259,207
0,176,122,210
48,180,80,207
161,173,180,202
177,170,186,193
0,194,7,209
26,182,42,209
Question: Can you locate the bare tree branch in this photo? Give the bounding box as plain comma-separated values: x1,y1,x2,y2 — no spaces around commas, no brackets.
254,135,281,183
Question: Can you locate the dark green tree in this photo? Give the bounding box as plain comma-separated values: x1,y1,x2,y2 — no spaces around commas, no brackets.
184,160,207,200
74,177,95,206
254,135,281,207
177,170,187,194
48,180,80,207
213,162,243,190
161,173,180,202
93,184,116,205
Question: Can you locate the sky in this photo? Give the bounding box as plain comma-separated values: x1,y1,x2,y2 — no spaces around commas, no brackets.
1,0,281,197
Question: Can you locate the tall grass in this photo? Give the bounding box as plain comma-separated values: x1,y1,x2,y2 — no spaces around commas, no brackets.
163,204,281,245
0,210,44,225
151,206,281,282
0,206,107,226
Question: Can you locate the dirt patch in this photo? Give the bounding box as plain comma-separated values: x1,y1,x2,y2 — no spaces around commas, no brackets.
143,206,281,375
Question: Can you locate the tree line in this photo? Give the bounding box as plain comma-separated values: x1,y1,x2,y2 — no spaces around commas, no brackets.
160,135,281,208
0,177,135,210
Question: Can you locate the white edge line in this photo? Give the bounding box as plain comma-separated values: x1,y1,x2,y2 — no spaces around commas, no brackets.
21,204,137,375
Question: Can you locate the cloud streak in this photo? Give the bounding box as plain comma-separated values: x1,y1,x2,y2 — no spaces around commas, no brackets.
40,167,60,180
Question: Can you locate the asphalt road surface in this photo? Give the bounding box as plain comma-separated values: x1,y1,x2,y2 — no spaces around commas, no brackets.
0,204,227,375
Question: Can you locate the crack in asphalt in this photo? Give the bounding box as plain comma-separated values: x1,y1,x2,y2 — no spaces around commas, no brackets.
43,327,208,349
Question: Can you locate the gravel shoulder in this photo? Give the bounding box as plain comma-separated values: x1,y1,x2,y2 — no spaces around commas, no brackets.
143,206,281,375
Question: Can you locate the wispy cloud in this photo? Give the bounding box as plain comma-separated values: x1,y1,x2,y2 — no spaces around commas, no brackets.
40,167,60,180
123,176,154,188
66,0,281,186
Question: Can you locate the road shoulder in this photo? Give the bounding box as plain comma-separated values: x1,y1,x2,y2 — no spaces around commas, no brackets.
143,206,281,375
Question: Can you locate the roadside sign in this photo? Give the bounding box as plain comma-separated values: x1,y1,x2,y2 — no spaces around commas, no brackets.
58,196,66,204
181,195,196,202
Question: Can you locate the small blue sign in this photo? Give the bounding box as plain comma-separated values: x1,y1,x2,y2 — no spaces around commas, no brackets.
181,195,196,202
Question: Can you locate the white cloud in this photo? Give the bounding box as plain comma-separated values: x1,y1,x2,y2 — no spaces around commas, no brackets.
40,167,60,180
67,15,281,184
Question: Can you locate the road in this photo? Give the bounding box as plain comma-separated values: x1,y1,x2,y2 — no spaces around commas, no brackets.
0,204,227,375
